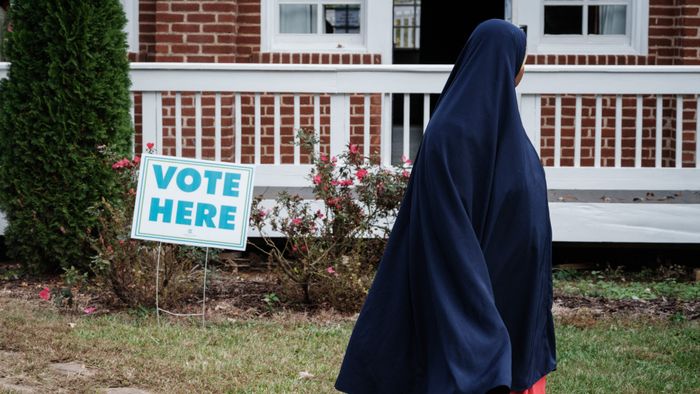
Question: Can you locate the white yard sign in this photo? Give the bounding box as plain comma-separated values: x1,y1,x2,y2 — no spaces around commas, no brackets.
131,154,256,250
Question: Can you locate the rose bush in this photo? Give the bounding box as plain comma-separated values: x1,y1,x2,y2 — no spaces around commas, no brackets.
89,145,211,308
249,130,411,311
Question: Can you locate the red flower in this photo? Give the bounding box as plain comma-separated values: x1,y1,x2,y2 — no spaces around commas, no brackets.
146,142,155,150
349,144,359,154
83,307,97,315
355,168,368,181
132,156,141,165
401,154,412,165
339,179,353,186
312,174,322,185
331,180,339,186
112,158,131,170
326,197,338,207
402,170,410,178
320,153,328,163
291,217,302,226
39,287,50,301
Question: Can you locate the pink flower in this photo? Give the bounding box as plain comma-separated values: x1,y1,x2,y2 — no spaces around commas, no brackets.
112,158,131,170
291,217,302,226
320,153,328,163
331,180,339,186
39,287,50,301
326,197,338,207
83,307,97,315
146,142,155,150
132,156,141,165
326,266,337,275
401,155,412,165
312,174,322,185
349,144,359,154
331,156,337,165
315,210,324,219
355,168,368,181
402,170,410,178
259,209,267,218
340,179,353,186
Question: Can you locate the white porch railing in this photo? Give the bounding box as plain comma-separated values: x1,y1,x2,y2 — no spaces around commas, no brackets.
1,63,699,243
127,63,700,191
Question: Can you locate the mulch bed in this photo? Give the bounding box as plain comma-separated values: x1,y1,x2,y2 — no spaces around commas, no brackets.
2,261,697,322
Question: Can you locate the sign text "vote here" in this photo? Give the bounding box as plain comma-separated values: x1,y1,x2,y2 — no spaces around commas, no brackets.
148,165,240,230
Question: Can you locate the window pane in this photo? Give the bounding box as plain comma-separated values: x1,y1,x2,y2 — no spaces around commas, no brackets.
588,5,627,35
544,5,583,35
324,4,361,34
394,5,417,27
280,4,318,34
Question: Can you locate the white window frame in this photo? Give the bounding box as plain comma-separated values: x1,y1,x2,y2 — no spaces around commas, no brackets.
120,0,139,53
513,0,648,55
261,0,392,62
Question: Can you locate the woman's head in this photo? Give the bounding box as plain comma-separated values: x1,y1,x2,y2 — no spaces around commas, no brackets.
466,19,527,81
432,19,528,110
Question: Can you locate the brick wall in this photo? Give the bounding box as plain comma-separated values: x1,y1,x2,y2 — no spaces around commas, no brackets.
131,0,698,168
529,0,699,168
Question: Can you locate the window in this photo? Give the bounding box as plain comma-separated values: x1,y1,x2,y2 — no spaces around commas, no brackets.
544,3,627,36
263,0,365,51
513,0,648,55
120,0,139,53
393,0,421,50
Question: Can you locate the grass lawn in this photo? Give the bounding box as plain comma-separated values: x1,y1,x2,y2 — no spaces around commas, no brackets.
0,296,698,393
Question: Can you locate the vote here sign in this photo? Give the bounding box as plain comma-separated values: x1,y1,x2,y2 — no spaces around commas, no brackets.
131,154,256,250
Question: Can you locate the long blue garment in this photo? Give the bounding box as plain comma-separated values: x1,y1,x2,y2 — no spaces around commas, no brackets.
335,19,557,393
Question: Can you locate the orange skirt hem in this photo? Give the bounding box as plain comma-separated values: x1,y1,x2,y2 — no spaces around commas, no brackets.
509,375,546,394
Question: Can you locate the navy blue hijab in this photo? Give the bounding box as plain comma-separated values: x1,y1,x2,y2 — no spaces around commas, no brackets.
335,19,556,393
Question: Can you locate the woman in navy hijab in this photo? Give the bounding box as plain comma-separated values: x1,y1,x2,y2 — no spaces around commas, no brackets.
335,19,557,393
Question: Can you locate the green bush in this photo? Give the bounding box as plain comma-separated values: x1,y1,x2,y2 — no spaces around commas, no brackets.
0,1,132,272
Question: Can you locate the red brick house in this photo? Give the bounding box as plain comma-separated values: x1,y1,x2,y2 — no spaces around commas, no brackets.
114,1,700,244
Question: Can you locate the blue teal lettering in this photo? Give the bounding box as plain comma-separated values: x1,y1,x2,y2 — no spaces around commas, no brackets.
223,172,241,197
203,170,223,195
177,168,201,193
149,198,173,223
218,205,237,230
153,165,176,189
194,203,217,228
175,200,194,225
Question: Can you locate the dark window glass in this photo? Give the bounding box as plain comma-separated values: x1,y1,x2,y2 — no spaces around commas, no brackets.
324,4,361,34
544,5,583,35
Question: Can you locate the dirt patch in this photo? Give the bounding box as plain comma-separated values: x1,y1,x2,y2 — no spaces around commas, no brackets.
553,293,699,322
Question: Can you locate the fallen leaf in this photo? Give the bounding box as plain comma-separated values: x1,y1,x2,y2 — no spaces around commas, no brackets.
298,371,314,379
